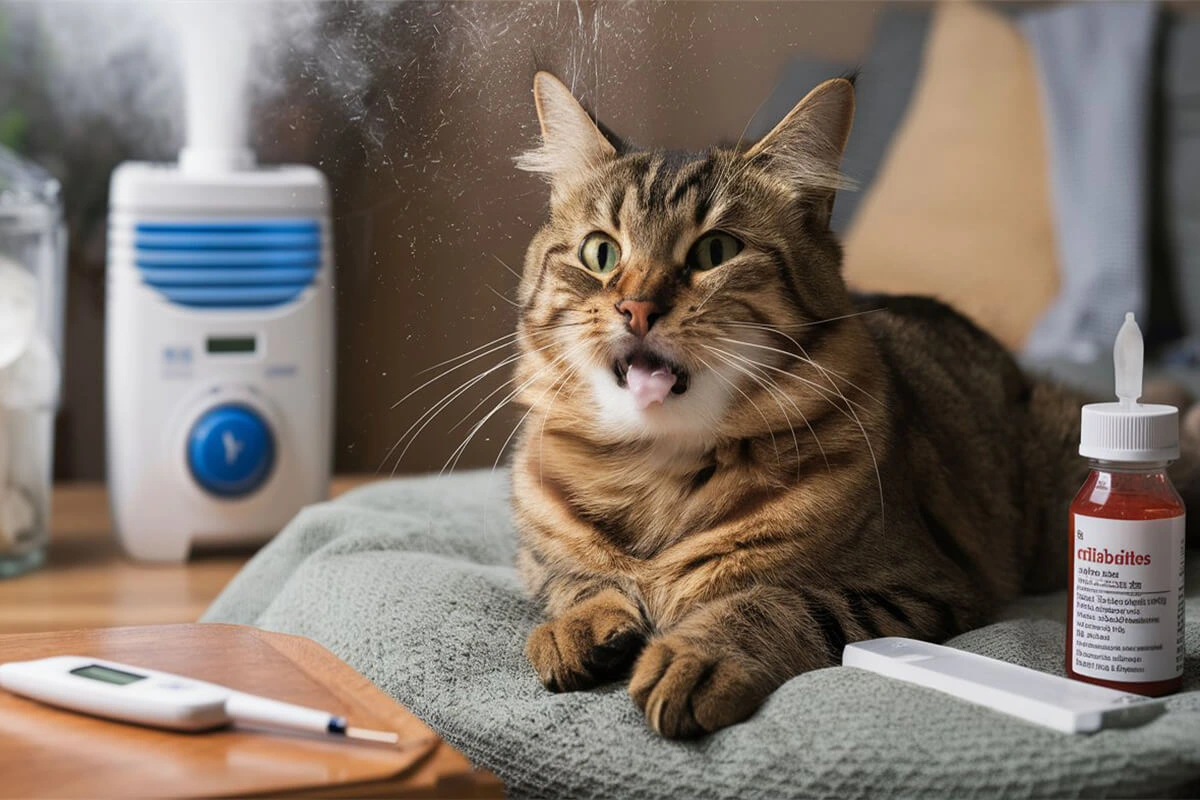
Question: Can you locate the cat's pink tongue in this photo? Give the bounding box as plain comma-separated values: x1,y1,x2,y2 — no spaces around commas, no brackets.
626,357,677,409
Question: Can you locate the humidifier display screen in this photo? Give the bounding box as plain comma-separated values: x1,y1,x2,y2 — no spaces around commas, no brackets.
206,336,257,355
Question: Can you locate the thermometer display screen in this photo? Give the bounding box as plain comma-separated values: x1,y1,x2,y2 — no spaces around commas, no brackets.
206,336,257,355
70,664,147,686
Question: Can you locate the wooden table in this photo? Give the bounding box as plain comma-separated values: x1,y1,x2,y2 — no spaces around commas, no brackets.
0,478,372,634
0,624,502,798
0,483,504,797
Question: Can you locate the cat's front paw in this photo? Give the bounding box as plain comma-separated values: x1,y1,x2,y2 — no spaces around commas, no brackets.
526,590,646,692
628,636,771,738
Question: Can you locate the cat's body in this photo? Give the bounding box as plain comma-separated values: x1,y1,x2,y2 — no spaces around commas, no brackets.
507,73,1164,738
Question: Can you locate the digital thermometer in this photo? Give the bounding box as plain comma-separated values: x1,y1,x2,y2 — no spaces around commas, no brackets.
842,638,1167,734
0,655,398,744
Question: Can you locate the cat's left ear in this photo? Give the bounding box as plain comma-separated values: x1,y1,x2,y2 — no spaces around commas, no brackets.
744,77,855,218
516,72,617,184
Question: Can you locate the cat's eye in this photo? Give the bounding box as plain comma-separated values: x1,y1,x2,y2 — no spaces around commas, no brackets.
687,231,743,271
579,232,621,274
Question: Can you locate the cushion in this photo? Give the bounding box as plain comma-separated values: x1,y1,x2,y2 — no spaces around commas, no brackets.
842,2,1059,352
204,470,1200,799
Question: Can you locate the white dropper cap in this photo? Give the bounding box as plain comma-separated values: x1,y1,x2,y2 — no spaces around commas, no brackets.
1079,312,1179,462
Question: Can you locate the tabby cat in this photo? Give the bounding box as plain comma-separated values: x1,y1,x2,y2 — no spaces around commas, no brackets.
508,72,1176,739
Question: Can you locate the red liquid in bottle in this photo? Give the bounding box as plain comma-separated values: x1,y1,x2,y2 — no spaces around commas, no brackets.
1067,464,1185,696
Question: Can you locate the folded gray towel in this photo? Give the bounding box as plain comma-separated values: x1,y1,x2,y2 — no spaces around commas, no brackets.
203,471,1200,799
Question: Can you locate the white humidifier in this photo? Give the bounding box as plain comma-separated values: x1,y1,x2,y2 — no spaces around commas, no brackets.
105,139,336,561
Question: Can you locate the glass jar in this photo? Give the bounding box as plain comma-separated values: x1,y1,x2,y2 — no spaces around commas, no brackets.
0,146,65,578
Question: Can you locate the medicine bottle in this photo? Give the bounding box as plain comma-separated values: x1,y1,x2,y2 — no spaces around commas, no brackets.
1067,313,1184,696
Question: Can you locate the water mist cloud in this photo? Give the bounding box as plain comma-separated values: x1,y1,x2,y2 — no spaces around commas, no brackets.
4,1,384,159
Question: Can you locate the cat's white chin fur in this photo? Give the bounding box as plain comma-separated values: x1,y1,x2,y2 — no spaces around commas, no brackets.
585,362,733,444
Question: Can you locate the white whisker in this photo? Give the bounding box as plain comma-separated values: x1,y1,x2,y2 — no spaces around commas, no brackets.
727,307,885,330
381,341,556,475
712,338,886,534
413,331,519,378
449,335,584,432
695,354,781,466
383,351,525,476
442,343,587,475
693,270,734,313
715,333,882,407
412,314,591,380
540,370,586,488
536,363,582,485
485,283,521,308
492,362,578,477
492,254,522,281
704,345,829,476
710,340,860,417
397,337,520,409
704,346,807,478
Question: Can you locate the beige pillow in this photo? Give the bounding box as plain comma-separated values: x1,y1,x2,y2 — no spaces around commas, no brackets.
842,1,1059,351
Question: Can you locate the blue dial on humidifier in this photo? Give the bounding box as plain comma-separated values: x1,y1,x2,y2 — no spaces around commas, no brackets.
187,405,275,498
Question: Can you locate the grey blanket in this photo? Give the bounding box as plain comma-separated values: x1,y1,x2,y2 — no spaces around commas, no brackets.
203,471,1200,798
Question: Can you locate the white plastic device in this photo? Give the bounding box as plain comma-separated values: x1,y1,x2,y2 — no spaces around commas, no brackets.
842,638,1166,734
0,655,396,743
105,162,335,561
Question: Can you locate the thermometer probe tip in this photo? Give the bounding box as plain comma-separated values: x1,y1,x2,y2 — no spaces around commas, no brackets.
344,726,401,745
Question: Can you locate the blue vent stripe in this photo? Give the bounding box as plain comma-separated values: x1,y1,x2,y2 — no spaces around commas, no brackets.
135,249,320,268
137,231,321,250
133,218,322,309
141,267,318,287
155,285,314,307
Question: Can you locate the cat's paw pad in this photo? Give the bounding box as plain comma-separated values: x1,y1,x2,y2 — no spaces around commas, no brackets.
526,599,645,693
628,637,767,738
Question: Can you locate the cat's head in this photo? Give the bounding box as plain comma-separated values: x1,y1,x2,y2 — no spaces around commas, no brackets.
515,72,857,446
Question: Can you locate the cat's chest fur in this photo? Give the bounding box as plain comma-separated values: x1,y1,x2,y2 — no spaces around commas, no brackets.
537,431,784,560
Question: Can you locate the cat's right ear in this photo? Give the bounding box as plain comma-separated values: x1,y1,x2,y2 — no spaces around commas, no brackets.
516,72,616,183
744,77,855,194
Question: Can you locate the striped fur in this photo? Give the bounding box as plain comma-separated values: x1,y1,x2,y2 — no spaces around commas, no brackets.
507,73,1129,738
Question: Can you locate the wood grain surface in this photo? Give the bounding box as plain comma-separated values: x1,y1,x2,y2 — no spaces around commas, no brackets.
0,478,374,634
0,624,502,798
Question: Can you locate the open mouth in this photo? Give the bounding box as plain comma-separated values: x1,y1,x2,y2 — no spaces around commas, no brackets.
613,350,690,409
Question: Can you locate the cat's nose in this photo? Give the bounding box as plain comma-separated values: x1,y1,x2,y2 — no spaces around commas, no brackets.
616,299,662,338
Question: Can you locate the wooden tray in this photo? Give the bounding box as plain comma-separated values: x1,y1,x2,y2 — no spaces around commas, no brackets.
0,624,501,798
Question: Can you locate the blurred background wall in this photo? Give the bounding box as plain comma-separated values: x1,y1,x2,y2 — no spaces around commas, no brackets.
3,1,883,479
7,0,1200,481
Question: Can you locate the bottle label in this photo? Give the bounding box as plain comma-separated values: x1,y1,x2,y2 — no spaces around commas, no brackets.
1072,514,1185,682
